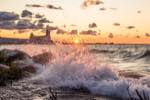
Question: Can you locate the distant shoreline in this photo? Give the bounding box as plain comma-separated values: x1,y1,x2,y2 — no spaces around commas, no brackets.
0,42,150,45
0,37,150,45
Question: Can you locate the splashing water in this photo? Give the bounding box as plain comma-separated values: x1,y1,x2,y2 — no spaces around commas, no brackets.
3,44,150,99
38,44,118,83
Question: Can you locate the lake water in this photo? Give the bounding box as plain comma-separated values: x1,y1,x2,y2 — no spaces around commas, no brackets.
1,44,150,74
1,44,150,99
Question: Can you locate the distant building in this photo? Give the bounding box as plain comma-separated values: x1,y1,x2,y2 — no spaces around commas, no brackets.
30,26,56,44
0,26,57,44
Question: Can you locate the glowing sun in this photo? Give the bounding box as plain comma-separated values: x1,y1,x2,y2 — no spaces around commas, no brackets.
74,39,79,44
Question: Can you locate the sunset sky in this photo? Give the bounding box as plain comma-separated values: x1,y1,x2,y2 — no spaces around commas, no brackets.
0,0,150,43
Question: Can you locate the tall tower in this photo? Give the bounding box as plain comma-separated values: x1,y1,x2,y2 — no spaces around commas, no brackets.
46,26,51,41
45,25,57,42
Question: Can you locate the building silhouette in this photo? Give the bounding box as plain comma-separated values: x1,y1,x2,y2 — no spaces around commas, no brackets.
0,26,57,44
30,26,56,44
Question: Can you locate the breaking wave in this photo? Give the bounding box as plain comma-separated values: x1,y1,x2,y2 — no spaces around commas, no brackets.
135,50,150,60
90,45,150,63
34,45,150,99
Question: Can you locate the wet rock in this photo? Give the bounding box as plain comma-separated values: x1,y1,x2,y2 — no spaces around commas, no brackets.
12,60,37,74
0,64,10,86
32,52,52,64
12,85,23,90
0,49,36,86
0,64,9,71
0,49,32,65
0,61,36,86
119,71,144,79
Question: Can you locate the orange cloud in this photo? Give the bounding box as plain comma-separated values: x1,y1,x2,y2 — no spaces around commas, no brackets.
81,0,104,8
126,26,135,29
113,23,120,26
88,22,97,28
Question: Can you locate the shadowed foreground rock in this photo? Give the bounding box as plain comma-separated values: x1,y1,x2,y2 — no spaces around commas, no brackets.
0,79,114,100
0,49,32,65
0,64,9,70
32,52,52,64
0,49,38,86
12,60,37,74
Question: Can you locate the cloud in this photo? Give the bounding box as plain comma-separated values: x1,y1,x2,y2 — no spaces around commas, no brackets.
80,30,96,35
70,24,77,27
0,21,16,29
0,11,56,29
126,26,135,29
0,12,19,21
36,23,44,29
26,4,63,10
88,22,97,28
145,33,150,37
0,11,18,29
0,19,38,29
35,14,44,19
113,23,120,26
46,25,58,30
38,18,53,23
69,30,78,35
99,7,106,11
108,33,113,38
56,29,66,34
26,4,43,8
21,10,33,18
46,4,63,10
82,0,104,8
17,30,28,34
136,35,140,38
99,7,117,11
137,10,141,14
15,19,36,29
110,8,117,11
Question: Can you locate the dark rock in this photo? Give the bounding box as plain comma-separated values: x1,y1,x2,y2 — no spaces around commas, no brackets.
0,49,32,65
12,60,37,74
0,61,36,86
0,64,11,86
0,49,36,86
0,64,9,71
32,52,52,64
60,86,91,93
0,64,10,86
119,71,144,79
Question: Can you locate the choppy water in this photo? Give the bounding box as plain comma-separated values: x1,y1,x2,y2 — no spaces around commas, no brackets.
90,44,150,74
1,44,150,74
0,44,150,99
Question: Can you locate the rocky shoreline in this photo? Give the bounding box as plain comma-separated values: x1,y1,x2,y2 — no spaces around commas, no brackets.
0,49,117,100
0,49,147,100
